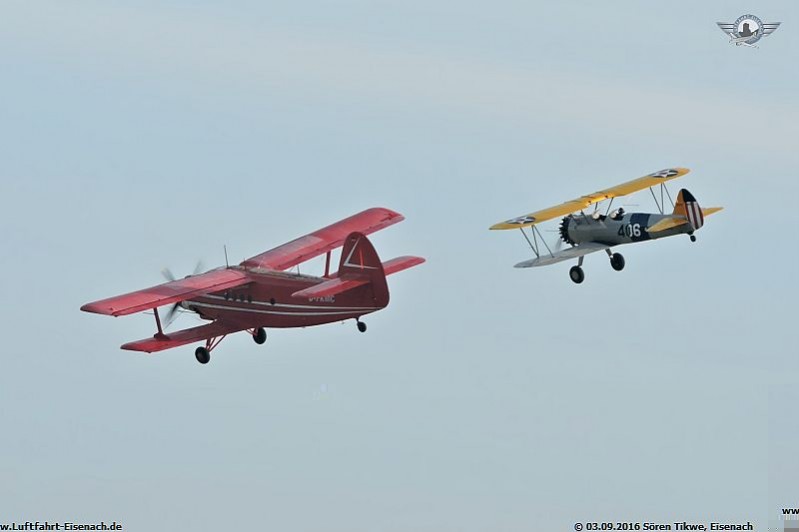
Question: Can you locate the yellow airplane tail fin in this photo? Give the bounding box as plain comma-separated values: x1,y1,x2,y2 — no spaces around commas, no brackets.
647,204,724,234
672,189,705,230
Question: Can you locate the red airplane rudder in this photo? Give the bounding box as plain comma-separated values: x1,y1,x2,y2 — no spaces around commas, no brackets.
338,232,390,306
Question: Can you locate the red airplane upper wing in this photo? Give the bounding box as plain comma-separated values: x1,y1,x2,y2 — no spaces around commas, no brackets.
121,320,244,353
240,208,404,271
80,268,250,317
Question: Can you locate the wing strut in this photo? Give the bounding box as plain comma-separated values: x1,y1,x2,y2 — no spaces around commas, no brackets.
153,307,165,336
648,182,675,214
520,227,539,258
663,184,675,208
649,187,663,214
519,226,555,259
324,251,332,278
533,225,555,258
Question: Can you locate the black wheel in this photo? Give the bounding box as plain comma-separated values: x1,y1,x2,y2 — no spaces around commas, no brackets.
569,266,585,284
610,253,625,271
253,327,267,345
357,320,367,333
195,346,210,364
690,235,696,242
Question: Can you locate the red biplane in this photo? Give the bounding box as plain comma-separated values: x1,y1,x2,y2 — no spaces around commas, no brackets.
81,208,424,364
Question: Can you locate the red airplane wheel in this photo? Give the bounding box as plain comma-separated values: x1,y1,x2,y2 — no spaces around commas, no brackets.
195,347,210,364
357,320,367,333
253,327,267,345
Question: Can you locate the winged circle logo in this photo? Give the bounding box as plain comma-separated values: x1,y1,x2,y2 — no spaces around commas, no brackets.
649,169,679,179
716,14,781,48
507,215,536,225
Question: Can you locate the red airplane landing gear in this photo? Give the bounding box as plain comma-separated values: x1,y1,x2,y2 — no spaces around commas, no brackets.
356,319,367,333
253,327,267,345
194,335,227,364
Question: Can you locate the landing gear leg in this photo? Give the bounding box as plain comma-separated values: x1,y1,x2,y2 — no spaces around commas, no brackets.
356,319,367,333
253,327,267,345
569,256,585,284
193,334,227,365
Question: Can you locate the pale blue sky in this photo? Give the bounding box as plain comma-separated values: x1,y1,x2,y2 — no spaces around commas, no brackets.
1,1,797,530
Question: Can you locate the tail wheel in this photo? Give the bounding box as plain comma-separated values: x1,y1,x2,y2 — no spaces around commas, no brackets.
357,320,367,333
195,346,210,365
253,327,267,345
569,266,585,284
610,253,625,271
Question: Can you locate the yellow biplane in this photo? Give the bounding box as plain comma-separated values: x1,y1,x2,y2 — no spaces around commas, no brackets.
490,168,722,283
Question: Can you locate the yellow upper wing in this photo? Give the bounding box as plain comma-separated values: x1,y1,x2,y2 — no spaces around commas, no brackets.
489,167,690,230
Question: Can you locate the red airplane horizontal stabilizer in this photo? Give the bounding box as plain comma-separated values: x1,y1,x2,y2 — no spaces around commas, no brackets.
382,256,426,276
81,269,250,317
121,320,243,353
241,208,403,271
291,255,425,299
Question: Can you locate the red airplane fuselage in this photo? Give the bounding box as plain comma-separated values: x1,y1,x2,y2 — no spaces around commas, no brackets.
183,266,388,329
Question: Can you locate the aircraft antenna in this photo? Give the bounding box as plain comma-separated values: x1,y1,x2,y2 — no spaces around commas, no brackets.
224,245,229,268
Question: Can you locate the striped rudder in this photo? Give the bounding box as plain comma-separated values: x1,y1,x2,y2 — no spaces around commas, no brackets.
673,189,704,230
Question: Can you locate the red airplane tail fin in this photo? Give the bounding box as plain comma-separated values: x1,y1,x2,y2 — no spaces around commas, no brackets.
336,232,389,306
673,188,704,230
338,232,383,274
290,240,423,301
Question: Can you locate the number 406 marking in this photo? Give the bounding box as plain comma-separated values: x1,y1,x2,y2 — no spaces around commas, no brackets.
619,223,642,238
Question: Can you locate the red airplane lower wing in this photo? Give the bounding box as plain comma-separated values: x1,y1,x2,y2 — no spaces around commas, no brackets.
240,208,404,271
121,321,243,353
81,269,250,317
